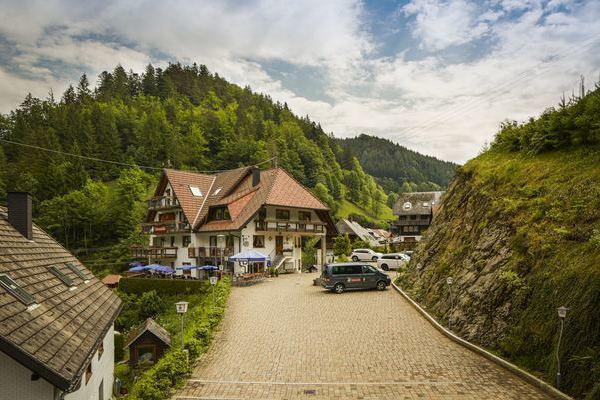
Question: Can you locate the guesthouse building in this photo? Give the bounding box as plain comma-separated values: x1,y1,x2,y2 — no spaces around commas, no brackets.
133,167,336,274
392,191,444,243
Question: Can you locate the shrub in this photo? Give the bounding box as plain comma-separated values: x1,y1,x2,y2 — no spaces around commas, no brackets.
114,331,125,362
119,277,208,295
139,290,164,320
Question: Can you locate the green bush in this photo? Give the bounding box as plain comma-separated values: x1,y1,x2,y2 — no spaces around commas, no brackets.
139,290,165,320
119,277,208,295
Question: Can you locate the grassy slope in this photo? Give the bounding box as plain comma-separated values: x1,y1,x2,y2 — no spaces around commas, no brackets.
336,199,395,226
402,147,600,398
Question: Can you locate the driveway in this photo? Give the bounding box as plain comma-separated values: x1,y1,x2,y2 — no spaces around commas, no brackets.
174,273,551,399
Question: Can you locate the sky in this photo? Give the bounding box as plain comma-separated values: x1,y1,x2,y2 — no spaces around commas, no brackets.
1,0,599,164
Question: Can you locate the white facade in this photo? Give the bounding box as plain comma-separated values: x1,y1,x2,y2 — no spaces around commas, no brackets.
0,326,115,400
145,199,327,274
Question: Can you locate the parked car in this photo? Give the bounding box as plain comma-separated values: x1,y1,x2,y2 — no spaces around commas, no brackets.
377,253,409,271
320,263,391,293
350,248,383,262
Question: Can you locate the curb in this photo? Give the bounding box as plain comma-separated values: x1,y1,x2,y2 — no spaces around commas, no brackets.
391,282,572,400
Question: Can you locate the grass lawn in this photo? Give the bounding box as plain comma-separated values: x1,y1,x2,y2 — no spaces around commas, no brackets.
336,199,395,226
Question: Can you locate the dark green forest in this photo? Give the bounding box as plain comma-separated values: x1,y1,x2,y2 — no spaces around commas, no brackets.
0,63,456,269
336,134,458,193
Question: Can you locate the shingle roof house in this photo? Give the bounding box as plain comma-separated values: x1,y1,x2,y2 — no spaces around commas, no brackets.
137,166,337,273
335,219,380,247
126,318,171,366
391,191,444,242
0,193,121,399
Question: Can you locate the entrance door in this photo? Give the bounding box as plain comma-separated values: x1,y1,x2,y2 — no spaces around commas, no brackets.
275,236,284,255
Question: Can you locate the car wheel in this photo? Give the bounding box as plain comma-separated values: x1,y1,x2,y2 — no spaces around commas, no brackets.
372,256,378,262
334,283,345,294
381,264,389,271
351,256,358,262
376,281,386,291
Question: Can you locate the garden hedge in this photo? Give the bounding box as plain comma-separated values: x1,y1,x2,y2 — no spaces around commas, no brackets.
119,277,208,295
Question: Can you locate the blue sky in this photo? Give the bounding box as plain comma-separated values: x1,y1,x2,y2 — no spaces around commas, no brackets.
1,0,599,163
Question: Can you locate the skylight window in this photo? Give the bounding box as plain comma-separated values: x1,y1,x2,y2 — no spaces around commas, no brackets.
212,187,222,196
0,274,36,306
189,186,203,197
49,266,75,288
66,262,89,283
403,202,412,210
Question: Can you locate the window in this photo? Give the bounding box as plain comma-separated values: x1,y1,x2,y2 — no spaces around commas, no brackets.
170,236,175,247
85,363,92,384
403,202,412,210
253,235,265,248
212,187,222,196
209,207,231,221
258,207,266,221
275,209,290,220
189,186,203,197
410,215,417,220
98,341,104,360
0,274,36,306
423,202,429,207
362,265,376,274
209,236,217,247
182,236,192,247
49,266,75,287
331,265,362,275
165,188,171,197
65,262,88,282
298,211,311,221
399,216,407,220
420,215,429,220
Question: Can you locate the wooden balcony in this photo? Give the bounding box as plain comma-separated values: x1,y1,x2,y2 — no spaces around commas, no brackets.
394,218,431,227
141,221,192,234
131,246,178,259
189,246,235,258
255,220,325,233
147,196,180,211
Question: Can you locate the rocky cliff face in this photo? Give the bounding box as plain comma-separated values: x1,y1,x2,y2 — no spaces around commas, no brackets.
397,148,600,399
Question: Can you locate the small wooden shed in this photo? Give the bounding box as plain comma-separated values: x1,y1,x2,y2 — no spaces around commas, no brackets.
126,318,171,365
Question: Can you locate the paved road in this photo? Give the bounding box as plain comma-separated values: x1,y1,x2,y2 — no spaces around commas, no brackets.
174,273,551,399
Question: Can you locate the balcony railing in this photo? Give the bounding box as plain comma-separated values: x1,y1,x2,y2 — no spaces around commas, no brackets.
131,246,178,259
147,196,180,211
190,246,235,258
141,221,192,234
394,219,431,226
255,220,325,233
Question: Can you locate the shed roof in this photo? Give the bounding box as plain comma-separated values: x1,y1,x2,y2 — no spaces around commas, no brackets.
126,318,171,347
0,206,122,392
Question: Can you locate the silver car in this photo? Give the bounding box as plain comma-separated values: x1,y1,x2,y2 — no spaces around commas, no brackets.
377,253,410,271
350,248,383,262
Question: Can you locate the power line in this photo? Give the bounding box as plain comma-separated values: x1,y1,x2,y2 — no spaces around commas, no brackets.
392,34,600,141
0,138,276,174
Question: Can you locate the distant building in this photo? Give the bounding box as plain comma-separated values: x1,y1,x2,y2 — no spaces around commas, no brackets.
392,191,444,242
101,274,122,288
335,219,381,247
0,193,121,400
133,167,337,274
126,318,171,366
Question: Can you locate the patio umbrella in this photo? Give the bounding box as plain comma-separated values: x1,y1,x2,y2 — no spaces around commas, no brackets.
128,261,144,267
200,265,219,271
229,250,271,262
154,265,175,273
128,265,146,272
176,265,199,270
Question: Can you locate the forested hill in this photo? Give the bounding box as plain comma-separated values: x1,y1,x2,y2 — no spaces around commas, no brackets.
335,134,458,193
0,63,405,253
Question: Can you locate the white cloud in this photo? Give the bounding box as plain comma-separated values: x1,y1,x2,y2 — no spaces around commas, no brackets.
402,0,490,51
0,0,599,164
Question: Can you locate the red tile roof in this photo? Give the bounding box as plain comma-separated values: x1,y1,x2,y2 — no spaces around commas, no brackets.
150,167,331,233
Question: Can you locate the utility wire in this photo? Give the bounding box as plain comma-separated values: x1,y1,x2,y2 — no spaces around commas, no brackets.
0,138,276,173
392,34,600,141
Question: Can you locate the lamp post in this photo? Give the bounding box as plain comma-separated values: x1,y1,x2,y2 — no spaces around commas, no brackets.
556,306,569,389
175,301,189,352
446,277,454,329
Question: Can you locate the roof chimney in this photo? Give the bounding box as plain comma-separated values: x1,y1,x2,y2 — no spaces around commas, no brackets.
8,192,33,240
252,167,261,187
